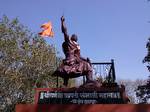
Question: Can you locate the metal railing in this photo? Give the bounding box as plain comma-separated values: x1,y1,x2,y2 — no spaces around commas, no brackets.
91,59,116,83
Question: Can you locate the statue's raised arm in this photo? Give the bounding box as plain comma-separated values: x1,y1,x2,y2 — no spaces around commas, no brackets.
61,16,69,42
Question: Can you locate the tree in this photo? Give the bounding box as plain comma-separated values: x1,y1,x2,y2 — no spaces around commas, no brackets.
117,79,146,104
136,38,150,104
0,15,63,111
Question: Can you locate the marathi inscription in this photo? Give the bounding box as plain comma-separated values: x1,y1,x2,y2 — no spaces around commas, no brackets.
38,91,122,104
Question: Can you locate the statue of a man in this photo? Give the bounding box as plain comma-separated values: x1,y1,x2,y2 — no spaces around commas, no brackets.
53,16,93,86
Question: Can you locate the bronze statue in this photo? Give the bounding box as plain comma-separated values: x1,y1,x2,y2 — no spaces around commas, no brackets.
53,16,93,86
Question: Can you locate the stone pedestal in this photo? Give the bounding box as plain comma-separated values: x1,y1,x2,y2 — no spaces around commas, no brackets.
35,82,129,104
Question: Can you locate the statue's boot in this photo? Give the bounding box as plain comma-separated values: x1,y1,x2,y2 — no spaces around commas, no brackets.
86,71,94,83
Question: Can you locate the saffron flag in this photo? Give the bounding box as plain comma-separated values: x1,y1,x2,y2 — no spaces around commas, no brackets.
39,21,54,37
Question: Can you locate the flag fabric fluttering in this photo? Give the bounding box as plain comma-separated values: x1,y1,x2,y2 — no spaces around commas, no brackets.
39,21,54,37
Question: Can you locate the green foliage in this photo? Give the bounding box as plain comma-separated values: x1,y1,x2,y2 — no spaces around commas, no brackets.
118,79,146,104
0,15,61,111
136,38,150,104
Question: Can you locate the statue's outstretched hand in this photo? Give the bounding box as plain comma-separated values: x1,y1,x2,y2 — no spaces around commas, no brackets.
61,16,65,22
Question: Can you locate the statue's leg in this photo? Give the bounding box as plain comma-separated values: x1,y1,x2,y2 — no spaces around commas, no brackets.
86,70,93,83
63,77,69,86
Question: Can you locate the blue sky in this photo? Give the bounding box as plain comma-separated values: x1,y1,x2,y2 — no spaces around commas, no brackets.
0,0,150,80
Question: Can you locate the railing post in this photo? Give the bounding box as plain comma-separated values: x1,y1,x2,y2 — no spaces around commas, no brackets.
111,59,116,83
